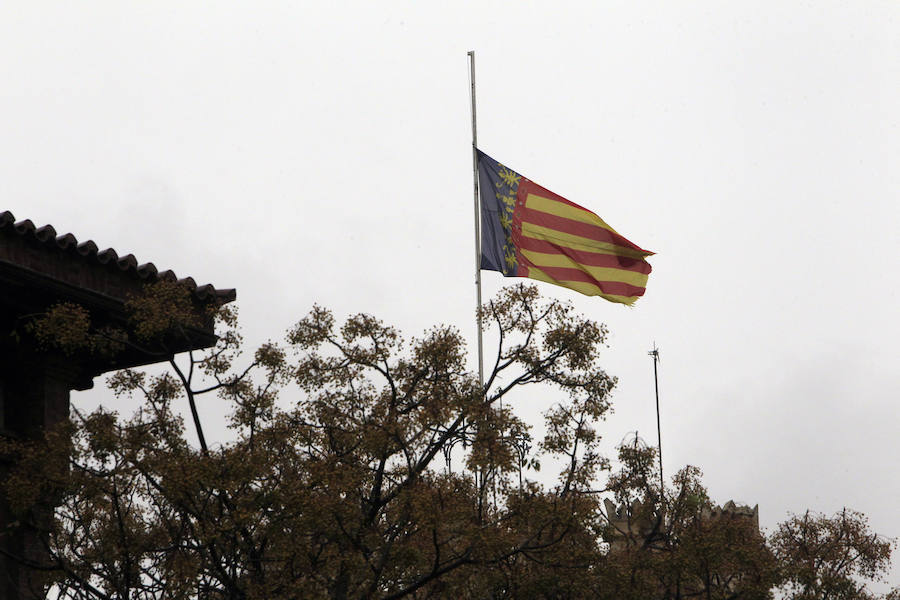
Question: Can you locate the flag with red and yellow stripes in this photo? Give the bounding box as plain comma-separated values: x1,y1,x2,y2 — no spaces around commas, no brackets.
478,150,653,305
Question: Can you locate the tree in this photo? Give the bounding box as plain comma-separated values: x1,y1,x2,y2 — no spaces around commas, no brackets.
2,282,615,599
3,281,896,599
596,437,897,600
771,509,895,600
596,438,778,600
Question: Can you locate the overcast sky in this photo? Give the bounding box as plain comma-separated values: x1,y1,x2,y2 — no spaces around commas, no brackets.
2,1,898,590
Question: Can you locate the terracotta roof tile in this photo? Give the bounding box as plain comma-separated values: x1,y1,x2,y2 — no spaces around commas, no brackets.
0,209,235,304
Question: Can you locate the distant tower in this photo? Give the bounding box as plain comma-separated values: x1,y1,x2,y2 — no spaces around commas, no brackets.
603,496,761,553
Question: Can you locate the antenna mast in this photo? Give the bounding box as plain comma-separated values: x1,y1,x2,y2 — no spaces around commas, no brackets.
649,343,664,499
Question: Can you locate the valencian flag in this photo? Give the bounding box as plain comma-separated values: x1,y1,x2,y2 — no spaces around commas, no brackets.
478,150,653,305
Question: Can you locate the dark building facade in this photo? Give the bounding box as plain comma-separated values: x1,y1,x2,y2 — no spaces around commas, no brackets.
0,211,234,598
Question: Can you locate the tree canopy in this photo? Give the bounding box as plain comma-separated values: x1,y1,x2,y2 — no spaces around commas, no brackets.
2,282,896,599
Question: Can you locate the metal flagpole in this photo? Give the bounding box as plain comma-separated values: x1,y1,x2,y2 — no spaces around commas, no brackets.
468,50,485,393
468,51,486,498
649,343,664,498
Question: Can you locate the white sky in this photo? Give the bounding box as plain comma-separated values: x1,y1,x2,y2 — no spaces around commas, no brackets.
2,1,898,590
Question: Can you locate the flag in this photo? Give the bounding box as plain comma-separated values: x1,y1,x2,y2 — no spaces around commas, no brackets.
477,150,654,305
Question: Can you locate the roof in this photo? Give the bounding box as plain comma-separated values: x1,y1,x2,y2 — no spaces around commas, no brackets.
1,209,237,389
0,210,235,304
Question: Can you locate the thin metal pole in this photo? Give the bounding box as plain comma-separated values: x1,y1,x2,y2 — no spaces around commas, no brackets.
468,50,485,392
469,51,494,509
649,344,664,497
